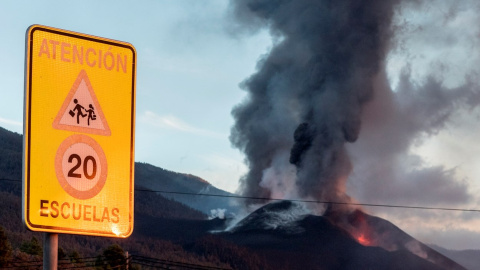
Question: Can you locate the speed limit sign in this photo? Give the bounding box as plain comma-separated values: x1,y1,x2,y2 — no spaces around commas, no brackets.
23,25,136,237
55,134,108,200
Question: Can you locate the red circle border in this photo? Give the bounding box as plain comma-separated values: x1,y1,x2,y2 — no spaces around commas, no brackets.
55,134,108,200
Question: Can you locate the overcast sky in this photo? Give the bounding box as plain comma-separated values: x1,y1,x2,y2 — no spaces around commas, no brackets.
2,1,480,250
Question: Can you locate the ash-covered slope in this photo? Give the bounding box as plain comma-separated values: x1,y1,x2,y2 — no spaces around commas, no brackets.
230,199,310,235
221,201,464,270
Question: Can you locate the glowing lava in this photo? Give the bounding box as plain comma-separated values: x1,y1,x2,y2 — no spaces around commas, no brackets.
357,234,371,246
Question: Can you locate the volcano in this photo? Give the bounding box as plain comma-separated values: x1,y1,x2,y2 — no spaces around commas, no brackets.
220,201,465,270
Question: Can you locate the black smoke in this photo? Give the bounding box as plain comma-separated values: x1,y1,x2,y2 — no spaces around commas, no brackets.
289,122,315,167
230,0,400,204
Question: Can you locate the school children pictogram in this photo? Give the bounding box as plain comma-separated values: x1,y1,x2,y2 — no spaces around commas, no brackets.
53,69,111,136
86,104,97,125
68,99,97,126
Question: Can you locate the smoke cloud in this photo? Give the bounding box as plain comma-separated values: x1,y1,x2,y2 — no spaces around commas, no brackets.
230,0,400,204
230,0,480,216
347,1,480,208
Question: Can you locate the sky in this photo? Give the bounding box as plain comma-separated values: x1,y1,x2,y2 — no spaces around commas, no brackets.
2,1,480,250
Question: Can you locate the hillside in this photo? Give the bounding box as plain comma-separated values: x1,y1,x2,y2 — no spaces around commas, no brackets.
0,127,22,181
135,162,240,216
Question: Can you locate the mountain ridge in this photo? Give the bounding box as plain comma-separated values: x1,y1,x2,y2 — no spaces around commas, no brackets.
135,162,239,215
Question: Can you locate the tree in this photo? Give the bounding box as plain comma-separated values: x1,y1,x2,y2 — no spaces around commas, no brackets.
69,250,82,263
58,246,67,260
0,226,12,266
102,244,126,270
20,236,42,257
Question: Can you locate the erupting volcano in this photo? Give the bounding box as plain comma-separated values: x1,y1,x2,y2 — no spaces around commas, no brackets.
223,201,465,270
228,0,478,269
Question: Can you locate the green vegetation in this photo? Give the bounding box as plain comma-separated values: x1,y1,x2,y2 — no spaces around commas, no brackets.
0,226,12,266
58,246,67,260
20,236,42,257
69,250,82,263
98,244,127,270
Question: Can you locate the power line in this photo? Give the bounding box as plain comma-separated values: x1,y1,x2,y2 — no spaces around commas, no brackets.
132,254,232,270
2,178,480,213
136,188,480,213
1,257,99,269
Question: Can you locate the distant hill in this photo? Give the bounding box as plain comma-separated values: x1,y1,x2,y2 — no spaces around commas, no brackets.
135,162,240,216
0,127,22,181
429,245,480,270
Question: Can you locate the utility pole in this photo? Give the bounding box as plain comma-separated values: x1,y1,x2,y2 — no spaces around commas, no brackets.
43,233,58,270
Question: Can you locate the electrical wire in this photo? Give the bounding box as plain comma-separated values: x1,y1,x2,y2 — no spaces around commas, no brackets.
0,256,100,269
131,254,232,270
2,177,480,213
136,188,480,213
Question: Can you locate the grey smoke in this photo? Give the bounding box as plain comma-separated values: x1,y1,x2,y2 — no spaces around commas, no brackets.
230,0,480,214
230,0,400,204
347,67,477,207
346,0,480,208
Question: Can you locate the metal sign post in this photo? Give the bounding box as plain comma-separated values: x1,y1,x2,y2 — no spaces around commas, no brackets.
43,233,58,270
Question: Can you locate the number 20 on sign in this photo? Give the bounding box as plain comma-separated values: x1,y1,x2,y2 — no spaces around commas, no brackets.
23,25,136,237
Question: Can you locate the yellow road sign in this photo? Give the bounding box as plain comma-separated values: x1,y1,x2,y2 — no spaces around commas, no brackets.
23,25,136,237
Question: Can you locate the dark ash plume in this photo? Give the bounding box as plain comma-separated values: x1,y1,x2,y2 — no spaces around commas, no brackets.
230,0,399,204
289,123,315,167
